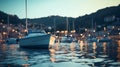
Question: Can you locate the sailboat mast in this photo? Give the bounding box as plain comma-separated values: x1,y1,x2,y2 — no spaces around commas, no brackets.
73,20,74,30
92,16,93,31
25,0,28,32
7,15,9,38
66,17,68,33
7,15,9,27
54,18,56,34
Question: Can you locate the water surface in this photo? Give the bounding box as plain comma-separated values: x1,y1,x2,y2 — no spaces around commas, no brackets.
0,40,120,67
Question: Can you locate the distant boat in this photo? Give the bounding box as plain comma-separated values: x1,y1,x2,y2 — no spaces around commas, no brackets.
86,16,98,43
5,15,18,44
98,36,111,42
60,35,73,43
86,36,98,43
6,38,18,44
59,18,74,43
19,30,55,49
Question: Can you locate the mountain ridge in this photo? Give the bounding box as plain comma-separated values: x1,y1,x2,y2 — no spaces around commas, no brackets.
0,4,120,32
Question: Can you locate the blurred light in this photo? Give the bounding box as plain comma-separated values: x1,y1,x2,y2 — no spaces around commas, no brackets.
24,29,28,32
85,28,87,31
47,32,51,34
15,31,18,33
112,26,115,29
71,30,75,33
56,31,60,33
118,40,120,47
73,30,76,33
93,42,97,50
88,34,91,36
22,64,30,67
55,36,58,38
48,26,52,30
80,34,83,36
70,34,72,37
82,35,85,38
93,30,96,32
3,32,7,35
64,30,68,34
12,29,15,32
104,35,106,37
50,57,55,63
118,28,120,30
104,27,106,31
61,31,64,33
2,26,5,28
19,36,22,38
10,24,12,26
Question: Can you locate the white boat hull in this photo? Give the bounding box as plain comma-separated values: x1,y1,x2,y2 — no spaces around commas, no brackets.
19,34,55,49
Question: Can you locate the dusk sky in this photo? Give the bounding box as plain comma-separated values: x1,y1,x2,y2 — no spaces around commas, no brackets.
0,0,120,18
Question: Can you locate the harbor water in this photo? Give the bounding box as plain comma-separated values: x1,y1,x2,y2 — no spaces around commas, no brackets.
0,40,120,67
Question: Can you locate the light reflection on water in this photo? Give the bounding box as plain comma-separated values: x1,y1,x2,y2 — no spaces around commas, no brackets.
0,40,120,67
117,40,120,62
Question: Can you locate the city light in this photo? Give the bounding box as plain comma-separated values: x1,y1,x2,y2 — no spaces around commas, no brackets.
71,30,76,33
64,30,68,34
104,27,106,31
85,28,87,31
112,26,115,29
24,29,28,32
93,30,96,32
12,29,15,32
2,26,5,28
118,28,120,30
80,34,83,36
15,31,18,33
88,34,91,37
3,32,7,35
61,31,64,33
56,31,60,33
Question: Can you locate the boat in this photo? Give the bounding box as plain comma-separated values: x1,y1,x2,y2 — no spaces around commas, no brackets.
60,35,73,43
86,16,98,43
19,0,55,49
59,18,75,43
86,36,98,43
98,36,111,42
5,15,18,44
6,38,18,44
19,30,55,49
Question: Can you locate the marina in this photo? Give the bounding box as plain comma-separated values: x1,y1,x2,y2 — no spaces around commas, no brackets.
0,0,120,67
0,10,120,67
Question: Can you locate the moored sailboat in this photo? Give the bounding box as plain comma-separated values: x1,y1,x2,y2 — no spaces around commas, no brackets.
19,30,55,49
19,0,55,49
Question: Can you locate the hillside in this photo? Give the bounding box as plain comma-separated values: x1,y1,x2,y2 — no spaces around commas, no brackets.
75,4,120,32
22,16,75,31
22,4,120,32
0,11,21,25
0,4,120,32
